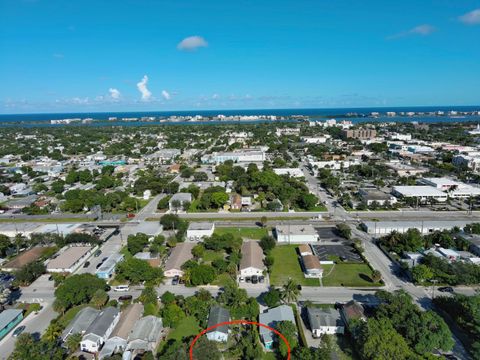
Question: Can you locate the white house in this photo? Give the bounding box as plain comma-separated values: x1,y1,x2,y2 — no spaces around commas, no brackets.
302,254,323,278
274,225,319,243
307,307,344,337
186,222,215,241
238,241,264,281
206,306,230,343
80,307,120,353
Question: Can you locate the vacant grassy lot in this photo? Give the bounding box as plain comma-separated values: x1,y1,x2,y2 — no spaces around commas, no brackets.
167,316,200,341
321,263,382,287
214,226,268,240
202,250,225,263
270,245,320,286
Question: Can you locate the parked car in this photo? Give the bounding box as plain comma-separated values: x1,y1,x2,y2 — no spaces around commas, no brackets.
94,250,102,257
96,262,103,269
172,275,180,285
118,295,133,302
83,261,90,268
12,326,25,337
251,275,258,284
259,276,265,283
438,287,454,293
114,285,130,292
102,257,108,262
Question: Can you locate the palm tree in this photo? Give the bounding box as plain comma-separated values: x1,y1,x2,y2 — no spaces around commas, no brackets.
43,322,62,343
281,278,300,304
65,333,82,353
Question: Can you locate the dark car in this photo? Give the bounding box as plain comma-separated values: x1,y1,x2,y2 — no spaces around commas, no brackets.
118,295,133,302
438,287,454,293
102,257,108,262
172,275,180,285
83,261,90,268
96,262,103,269
251,275,258,284
259,276,265,283
12,326,25,337
94,250,102,257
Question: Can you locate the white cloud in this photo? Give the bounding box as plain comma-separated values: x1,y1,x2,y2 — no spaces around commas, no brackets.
136,75,152,101
71,97,89,104
161,90,171,100
212,93,219,100
109,88,121,100
388,24,436,39
177,36,208,51
459,9,480,25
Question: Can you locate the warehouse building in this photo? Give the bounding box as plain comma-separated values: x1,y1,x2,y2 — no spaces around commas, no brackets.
362,220,469,235
274,224,319,243
392,186,448,203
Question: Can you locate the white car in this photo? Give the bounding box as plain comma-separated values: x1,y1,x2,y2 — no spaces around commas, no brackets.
114,285,130,292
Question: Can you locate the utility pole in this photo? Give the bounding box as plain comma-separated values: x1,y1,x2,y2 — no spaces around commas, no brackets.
431,279,438,299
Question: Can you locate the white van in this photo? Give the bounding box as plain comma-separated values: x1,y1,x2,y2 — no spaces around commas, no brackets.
114,285,130,292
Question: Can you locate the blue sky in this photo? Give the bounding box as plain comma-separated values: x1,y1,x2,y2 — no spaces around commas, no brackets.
1,0,480,113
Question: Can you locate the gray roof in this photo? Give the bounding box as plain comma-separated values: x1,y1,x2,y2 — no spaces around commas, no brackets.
275,224,317,236
129,315,163,343
239,241,264,271
85,307,119,337
111,303,143,340
259,305,295,343
97,253,124,274
207,306,230,335
169,192,192,203
0,309,22,330
307,307,343,330
188,222,214,231
98,337,127,360
62,307,100,340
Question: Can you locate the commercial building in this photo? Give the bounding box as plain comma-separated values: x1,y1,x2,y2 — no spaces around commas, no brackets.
385,161,429,177
34,223,83,237
164,242,195,278
362,220,470,236
238,241,264,281
458,233,480,256
201,148,266,164
46,245,94,273
274,224,319,243
186,222,215,241
80,307,120,353
342,128,377,140
358,188,397,206
392,186,448,203
206,306,230,343
96,253,124,279
273,168,304,178
301,136,331,144
0,309,23,340
259,305,296,349
307,307,344,337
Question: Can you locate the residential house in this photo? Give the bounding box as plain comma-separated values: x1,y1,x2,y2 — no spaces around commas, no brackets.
0,309,23,340
206,306,230,343
298,244,312,256
238,241,264,282
127,315,164,354
62,307,100,342
169,192,192,211
164,242,195,278
340,301,366,328
301,255,323,278
259,305,296,350
307,307,344,337
80,307,120,353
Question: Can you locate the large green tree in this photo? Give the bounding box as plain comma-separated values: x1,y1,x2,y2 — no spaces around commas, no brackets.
54,273,107,311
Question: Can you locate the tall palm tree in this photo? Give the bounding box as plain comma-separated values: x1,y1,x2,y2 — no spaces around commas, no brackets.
281,278,300,304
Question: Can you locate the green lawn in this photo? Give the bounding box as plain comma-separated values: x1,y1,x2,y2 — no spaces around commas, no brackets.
167,316,200,341
270,245,320,286
202,250,225,263
321,263,382,287
214,227,268,240
211,273,235,287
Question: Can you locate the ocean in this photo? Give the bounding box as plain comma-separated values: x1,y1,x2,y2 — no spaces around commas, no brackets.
0,106,480,127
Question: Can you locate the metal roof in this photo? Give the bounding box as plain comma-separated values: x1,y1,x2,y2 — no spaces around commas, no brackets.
128,315,163,343
0,309,22,330
259,305,295,344
62,307,99,340
85,307,119,337
307,307,343,329
97,253,124,274
207,306,230,335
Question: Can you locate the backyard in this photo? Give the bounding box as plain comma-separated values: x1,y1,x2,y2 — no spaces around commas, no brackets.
269,245,320,286
166,316,200,342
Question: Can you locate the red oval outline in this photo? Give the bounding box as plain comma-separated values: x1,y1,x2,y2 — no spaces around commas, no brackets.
188,319,291,360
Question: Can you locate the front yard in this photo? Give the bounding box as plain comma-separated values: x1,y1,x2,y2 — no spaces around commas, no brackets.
269,245,320,286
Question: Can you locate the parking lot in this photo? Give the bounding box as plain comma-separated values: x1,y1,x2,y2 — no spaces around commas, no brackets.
315,227,345,243
311,244,362,262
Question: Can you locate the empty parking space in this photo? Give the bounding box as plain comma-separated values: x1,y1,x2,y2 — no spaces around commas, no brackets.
315,227,344,243
311,244,362,262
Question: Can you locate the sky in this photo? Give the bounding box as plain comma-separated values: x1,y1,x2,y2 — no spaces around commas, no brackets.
1,0,480,114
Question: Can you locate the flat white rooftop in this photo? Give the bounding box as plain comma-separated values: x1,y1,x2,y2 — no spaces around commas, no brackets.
393,186,446,197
